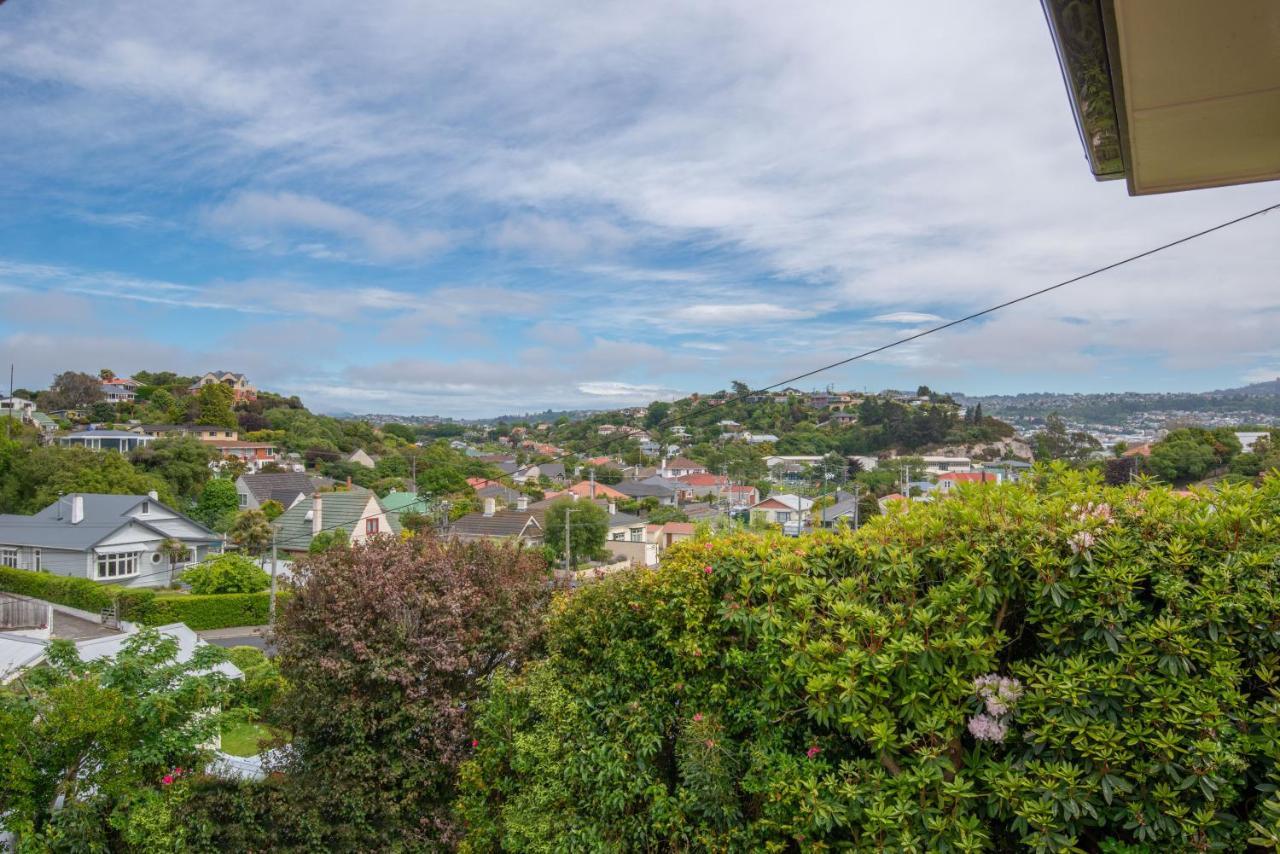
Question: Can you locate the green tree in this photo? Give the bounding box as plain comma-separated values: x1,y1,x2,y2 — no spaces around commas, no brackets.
0,444,173,514
191,383,238,429
1032,413,1102,465
308,528,348,554
1145,427,1242,485
40,370,105,411
181,553,270,594
195,478,240,531
0,630,233,848
542,497,608,567
646,505,689,525
130,436,218,502
417,466,471,497
89,401,116,423
228,509,274,560
259,499,285,521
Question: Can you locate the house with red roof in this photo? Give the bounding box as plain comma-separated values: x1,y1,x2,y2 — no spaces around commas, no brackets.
935,471,1000,495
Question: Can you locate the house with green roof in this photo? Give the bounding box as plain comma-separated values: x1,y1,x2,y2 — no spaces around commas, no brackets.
379,490,429,515
273,491,401,556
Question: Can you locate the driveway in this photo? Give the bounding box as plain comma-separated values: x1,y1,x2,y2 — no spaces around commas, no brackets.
198,625,275,655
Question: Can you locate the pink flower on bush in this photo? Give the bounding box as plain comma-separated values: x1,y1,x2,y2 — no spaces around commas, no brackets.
967,713,1008,743
161,775,175,786
968,674,1022,744
806,744,821,759
703,565,713,574
471,738,478,748
693,713,704,722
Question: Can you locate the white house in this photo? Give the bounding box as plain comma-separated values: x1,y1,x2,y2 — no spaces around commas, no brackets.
60,429,157,454
748,493,814,530
0,397,36,420
920,455,973,476
0,494,222,588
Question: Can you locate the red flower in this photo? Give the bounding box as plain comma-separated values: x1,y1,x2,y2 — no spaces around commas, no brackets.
161,775,175,786
703,565,713,574
693,712,704,722
806,745,821,759
471,738,478,748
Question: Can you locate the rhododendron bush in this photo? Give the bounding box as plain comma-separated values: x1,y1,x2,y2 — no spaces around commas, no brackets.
458,471,1280,851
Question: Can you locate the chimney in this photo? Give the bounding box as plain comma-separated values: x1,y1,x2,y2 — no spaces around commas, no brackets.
516,495,528,511
483,497,496,517
346,476,352,489
147,490,159,500
70,495,84,525
608,501,616,516
311,495,323,535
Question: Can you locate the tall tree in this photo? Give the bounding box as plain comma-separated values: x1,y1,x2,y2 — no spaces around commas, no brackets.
227,509,274,562
272,536,550,846
41,371,104,411
190,383,238,429
542,497,608,567
130,437,217,502
194,478,240,531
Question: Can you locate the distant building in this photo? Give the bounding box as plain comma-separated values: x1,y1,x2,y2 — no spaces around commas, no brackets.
100,377,140,403
235,472,318,511
131,424,239,442
60,429,156,454
189,371,257,402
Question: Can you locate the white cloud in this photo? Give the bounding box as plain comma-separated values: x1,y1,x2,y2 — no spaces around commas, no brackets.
204,191,449,262
677,303,817,326
872,311,944,325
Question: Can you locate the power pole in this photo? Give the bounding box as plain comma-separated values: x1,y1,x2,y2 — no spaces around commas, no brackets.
5,363,12,442
268,530,278,624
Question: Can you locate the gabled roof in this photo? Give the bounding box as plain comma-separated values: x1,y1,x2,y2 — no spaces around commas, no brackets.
239,472,316,504
0,494,219,551
662,457,704,470
676,473,728,486
449,510,542,540
379,490,429,513
273,492,381,551
751,493,813,512
613,480,676,498
937,472,997,484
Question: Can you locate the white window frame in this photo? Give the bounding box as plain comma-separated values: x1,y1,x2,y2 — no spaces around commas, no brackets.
95,551,141,580
33,548,41,572
0,548,17,568
629,528,644,543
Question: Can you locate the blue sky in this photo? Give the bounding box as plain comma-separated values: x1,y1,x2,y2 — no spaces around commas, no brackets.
1,1,1278,416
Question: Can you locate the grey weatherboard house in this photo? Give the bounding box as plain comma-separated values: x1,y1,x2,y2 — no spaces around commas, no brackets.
0,493,223,588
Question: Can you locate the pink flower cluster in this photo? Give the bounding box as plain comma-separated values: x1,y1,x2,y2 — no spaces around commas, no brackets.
1069,530,1096,554
806,744,821,760
161,767,186,786
1071,501,1114,524
968,674,1022,743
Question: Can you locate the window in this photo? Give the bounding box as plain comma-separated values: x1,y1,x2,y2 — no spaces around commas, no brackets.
630,527,644,543
151,552,163,564
238,492,248,507
777,512,791,523
611,531,625,541
366,518,380,535
0,548,17,568
140,501,150,514
95,552,140,580
33,549,41,572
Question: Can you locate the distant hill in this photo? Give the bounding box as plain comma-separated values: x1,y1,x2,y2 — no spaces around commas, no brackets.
961,380,1280,425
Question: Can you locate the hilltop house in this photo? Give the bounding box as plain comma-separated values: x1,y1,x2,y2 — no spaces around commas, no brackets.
235,471,317,511
345,449,376,469
660,457,706,478
273,492,399,556
189,371,257,402
132,424,239,442
100,376,140,403
61,429,157,454
0,493,222,587
211,440,278,472
0,397,36,420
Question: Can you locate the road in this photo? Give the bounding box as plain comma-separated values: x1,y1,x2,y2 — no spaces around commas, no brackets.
198,625,275,655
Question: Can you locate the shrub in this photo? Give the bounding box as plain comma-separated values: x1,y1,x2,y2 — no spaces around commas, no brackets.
131,591,280,631
181,554,270,595
225,646,284,713
0,566,116,613
459,470,1280,851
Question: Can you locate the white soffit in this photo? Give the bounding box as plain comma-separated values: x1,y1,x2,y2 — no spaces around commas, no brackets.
1112,0,1280,194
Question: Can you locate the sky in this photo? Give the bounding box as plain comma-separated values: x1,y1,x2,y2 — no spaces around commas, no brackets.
1,1,1278,417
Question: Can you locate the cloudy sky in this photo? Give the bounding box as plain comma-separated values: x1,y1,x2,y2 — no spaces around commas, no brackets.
1,1,1277,416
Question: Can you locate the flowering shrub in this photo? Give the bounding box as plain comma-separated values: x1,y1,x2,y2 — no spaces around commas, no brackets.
459,470,1280,851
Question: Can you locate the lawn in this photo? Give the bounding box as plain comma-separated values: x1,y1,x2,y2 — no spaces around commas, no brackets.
220,720,282,757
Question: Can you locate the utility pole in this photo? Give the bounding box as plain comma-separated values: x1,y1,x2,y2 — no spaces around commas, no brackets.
268,530,278,624
564,506,581,572
5,363,12,442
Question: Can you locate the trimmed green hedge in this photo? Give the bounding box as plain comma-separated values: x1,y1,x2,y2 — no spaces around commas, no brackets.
127,591,288,630
0,566,285,630
0,566,118,613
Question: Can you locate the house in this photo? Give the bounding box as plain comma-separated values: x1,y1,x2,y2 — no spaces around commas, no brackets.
100,377,140,403
1121,443,1153,458
272,492,399,556
211,440,278,471
0,397,36,420
984,460,1034,483
60,429,157,454
554,480,628,501
675,472,729,498
743,432,779,445
29,412,58,436
935,472,1000,495
878,493,909,512
0,493,222,588
827,412,859,426
132,424,239,442
921,456,973,476
345,449,376,469
448,498,543,547
613,479,679,506
1,621,242,686
190,371,257,402
1042,0,1280,195
1235,432,1270,454
748,493,814,528
820,491,863,528
380,490,430,515
235,472,317,511
659,457,706,478
655,521,695,550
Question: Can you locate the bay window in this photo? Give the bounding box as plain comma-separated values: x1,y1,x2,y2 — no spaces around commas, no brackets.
96,551,141,580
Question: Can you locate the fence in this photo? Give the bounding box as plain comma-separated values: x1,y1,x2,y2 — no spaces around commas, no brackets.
0,593,50,630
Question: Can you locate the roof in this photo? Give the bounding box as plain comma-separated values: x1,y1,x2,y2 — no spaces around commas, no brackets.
607,511,644,528
211,440,276,449
380,490,429,513
63,429,147,439
676,473,728,486
0,494,219,551
1,622,243,683
273,492,379,551
751,494,814,512
239,472,315,504
449,510,542,540
937,472,997,484
660,522,695,536
1122,443,1153,458
561,481,627,500
821,496,861,523
613,480,677,498
662,457,703,470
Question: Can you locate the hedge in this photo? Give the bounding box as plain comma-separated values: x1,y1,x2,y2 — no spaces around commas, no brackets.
0,566,119,613
126,591,287,631
0,566,285,630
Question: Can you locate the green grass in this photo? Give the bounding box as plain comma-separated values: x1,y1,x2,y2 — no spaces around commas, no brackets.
220,720,282,757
